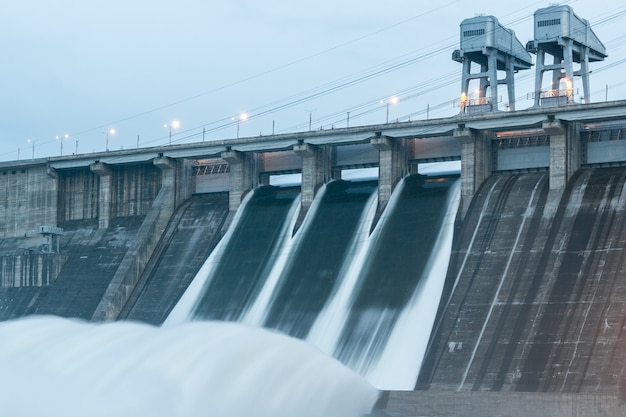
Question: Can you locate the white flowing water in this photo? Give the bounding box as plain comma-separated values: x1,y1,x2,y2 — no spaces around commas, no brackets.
242,188,317,326
365,180,460,389
168,177,461,392
306,187,379,355
0,173,463,415
0,316,378,417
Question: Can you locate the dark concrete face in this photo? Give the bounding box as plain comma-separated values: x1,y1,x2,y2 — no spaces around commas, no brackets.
418,167,626,396
121,194,230,324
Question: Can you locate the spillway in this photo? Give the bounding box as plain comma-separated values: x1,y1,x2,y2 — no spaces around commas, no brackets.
169,173,461,390
259,180,378,338
189,185,301,322
0,170,463,412
121,193,230,324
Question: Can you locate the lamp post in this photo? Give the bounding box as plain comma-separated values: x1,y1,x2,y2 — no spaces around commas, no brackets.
104,128,116,151
304,109,316,131
56,134,69,156
233,113,248,138
27,138,36,159
164,120,180,145
381,96,398,123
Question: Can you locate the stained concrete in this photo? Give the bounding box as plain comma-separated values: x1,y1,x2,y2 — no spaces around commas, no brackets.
403,167,626,416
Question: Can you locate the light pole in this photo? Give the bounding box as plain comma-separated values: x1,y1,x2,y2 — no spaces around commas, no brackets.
164,120,180,145
56,134,69,156
233,113,248,138
304,109,316,131
104,128,116,151
27,138,36,159
381,96,398,123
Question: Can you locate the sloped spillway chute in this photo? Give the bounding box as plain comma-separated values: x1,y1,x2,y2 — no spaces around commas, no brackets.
261,180,378,339
173,173,461,390
120,193,230,324
191,186,301,322
333,175,460,376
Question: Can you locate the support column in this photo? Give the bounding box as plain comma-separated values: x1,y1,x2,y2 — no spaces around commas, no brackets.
505,55,517,111
45,166,60,230
222,149,255,212
90,161,112,229
579,46,591,103
293,142,329,211
372,134,406,212
455,126,492,215
488,51,498,108
545,118,579,190
153,155,176,213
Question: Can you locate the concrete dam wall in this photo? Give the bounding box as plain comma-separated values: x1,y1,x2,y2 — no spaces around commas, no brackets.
419,166,626,393
3,164,626,415
0,193,229,323
377,166,626,416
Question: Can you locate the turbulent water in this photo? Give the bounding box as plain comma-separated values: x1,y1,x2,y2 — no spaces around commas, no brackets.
0,171,461,415
0,316,378,417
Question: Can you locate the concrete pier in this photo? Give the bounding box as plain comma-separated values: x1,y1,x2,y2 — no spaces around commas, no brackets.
221,149,255,212
293,142,330,211
372,134,407,212
454,126,491,213
90,161,112,229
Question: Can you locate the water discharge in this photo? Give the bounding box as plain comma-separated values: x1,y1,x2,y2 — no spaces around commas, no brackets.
306,188,379,355
0,172,461,414
0,316,378,417
365,180,460,388
169,175,461,391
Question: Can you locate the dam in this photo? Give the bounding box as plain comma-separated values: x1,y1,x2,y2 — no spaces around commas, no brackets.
2,98,626,416
2,5,626,416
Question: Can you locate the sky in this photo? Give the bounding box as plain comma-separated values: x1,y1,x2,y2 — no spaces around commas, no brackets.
2,0,626,162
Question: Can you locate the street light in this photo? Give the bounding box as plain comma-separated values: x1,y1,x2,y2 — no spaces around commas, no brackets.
27,138,37,159
381,96,399,123
233,113,248,138
104,128,116,151
304,109,316,131
164,120,180,145
56,134,69,156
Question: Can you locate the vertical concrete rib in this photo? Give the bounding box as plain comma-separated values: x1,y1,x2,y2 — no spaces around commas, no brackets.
455,127,492,216
371,135,406,212
222,149,255,212
90,162,112,229
545,118,580,190
294,142,329,211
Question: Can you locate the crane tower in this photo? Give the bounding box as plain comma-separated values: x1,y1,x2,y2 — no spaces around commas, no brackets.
526,5,607,107
453,15,533,114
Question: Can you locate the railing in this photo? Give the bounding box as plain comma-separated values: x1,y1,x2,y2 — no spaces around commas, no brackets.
583,127,626,142
496,135,550,148
193,162,230,176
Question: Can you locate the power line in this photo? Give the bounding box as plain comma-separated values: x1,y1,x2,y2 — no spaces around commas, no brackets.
2,3,626,161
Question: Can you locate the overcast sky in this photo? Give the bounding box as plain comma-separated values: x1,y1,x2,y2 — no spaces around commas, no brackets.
1,0,625,161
